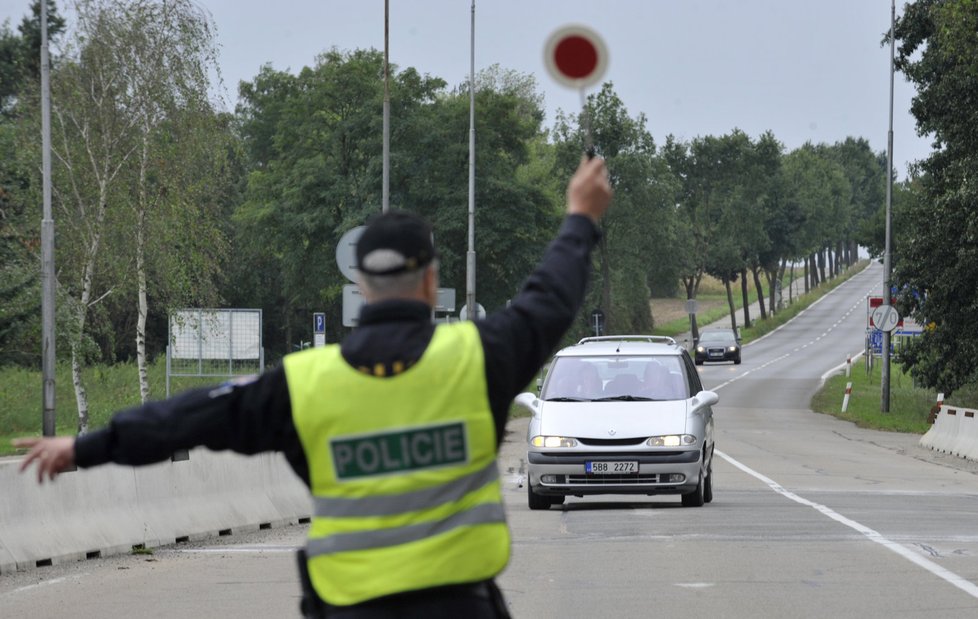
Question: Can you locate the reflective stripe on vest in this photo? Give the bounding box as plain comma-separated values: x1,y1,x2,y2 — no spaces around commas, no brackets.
307,502,506,555
284,321,510,606
313,459,500,518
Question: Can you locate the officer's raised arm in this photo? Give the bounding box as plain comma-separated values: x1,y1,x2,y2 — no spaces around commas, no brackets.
566,155,613,223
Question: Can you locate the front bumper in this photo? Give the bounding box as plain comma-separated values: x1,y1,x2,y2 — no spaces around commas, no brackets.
527,449,702,496
695,348,739,363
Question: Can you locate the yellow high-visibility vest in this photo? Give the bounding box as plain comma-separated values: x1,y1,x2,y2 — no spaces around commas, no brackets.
284,321,510,606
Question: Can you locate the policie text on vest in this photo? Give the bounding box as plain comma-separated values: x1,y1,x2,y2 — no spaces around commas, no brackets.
331,422,468,480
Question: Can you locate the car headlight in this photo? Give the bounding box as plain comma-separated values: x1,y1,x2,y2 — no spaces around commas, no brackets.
728,346,738,352
646,434,697,447
695,346,705,353
530,435,579,448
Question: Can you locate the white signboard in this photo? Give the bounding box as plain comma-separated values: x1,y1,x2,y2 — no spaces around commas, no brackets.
170,309,261,360
436,288,456,313
343,285,365,327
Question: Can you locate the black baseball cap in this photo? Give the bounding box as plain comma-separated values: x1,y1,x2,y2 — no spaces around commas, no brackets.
356,211,436,276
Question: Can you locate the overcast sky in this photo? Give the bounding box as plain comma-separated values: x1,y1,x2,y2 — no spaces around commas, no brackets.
2,0,929,178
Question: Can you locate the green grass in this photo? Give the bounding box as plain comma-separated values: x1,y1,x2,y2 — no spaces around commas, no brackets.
0,359,224,456
811,358,937,433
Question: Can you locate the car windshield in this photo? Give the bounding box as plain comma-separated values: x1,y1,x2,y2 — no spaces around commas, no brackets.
699,331,735,344
542,355,689,402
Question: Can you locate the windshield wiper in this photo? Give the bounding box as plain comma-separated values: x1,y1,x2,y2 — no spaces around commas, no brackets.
544,397,588,402
591,395,654,402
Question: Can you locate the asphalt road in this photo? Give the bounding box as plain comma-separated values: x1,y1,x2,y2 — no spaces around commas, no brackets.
4,262,978,618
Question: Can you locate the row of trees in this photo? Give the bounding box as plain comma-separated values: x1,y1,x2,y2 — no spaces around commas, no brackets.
891,0,978,396
1,0,894,430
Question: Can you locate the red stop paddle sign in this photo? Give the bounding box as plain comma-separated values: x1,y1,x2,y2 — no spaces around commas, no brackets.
544,25,609,88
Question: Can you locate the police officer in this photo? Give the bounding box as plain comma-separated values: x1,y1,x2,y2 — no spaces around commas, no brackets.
14,156,612,617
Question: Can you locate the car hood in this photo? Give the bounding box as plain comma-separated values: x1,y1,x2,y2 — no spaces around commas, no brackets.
538,400,689,439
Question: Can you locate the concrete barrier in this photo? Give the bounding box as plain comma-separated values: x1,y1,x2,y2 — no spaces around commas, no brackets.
920,404,978,461
0,449,309,575
960,410,978,461
949,409,976,458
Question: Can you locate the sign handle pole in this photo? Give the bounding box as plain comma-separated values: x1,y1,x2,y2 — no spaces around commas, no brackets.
580,87,595,159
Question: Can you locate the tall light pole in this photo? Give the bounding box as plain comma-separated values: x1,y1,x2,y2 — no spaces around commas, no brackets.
382,0,390,213
40,0,57,436
881,0,895,412
465,0,476,318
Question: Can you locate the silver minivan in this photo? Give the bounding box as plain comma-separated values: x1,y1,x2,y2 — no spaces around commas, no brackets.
515,336,718,510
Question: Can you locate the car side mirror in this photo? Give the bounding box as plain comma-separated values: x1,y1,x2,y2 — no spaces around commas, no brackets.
691,390,719,409
515,392,540,414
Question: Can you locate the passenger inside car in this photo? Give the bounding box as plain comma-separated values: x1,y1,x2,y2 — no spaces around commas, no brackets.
603,373,643,397
643,362,685,400
547,359,603,400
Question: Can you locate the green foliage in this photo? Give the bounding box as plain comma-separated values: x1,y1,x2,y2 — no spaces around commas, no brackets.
233,52,557,353
552,83,678,337
0,260,39,366
892,0,978,396
0,2,919,418
0,0,66,116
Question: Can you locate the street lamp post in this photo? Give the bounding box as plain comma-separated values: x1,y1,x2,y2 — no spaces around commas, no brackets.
465,0,476,318
382,0,390,213
41,0,57,436
881,0,895,413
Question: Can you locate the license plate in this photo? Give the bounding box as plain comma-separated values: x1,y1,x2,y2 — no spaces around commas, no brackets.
586,461,639,474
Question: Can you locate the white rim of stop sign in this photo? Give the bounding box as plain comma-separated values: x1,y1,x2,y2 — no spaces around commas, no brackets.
543,24,609,89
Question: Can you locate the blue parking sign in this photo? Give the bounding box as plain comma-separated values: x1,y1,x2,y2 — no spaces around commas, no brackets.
313,312,326,334
869,330,883,355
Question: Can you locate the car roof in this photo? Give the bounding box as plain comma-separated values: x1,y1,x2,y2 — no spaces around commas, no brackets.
554,335,685,358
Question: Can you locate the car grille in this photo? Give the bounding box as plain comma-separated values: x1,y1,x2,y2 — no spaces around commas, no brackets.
707,347,726,355
566,474,662,485
576,437,648,446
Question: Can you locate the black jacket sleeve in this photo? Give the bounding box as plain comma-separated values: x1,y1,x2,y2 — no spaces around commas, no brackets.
73,367,308,482
477,214,601,439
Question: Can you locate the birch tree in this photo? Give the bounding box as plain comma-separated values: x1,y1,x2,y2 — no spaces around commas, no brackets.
43,0,228,430
115,0,225,403
49,1,145,433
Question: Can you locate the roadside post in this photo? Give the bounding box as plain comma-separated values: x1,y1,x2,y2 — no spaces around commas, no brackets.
590,309,605,337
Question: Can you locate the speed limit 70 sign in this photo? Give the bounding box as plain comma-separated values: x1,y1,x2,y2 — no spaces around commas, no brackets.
871,304,900,333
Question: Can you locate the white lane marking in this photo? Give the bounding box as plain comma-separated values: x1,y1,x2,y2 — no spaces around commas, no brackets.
716,449,978,600
675,582,715,589
710,354,790,391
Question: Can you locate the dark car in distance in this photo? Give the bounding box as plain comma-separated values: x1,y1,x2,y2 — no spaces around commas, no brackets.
694,329,741,365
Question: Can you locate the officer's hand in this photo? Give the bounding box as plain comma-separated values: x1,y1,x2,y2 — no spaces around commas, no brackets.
566,156,613,224
12,436,76,484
